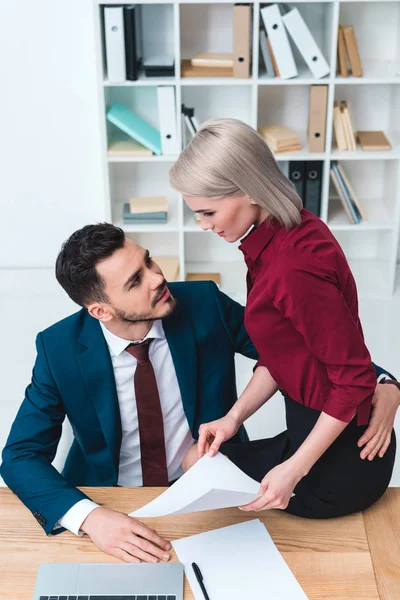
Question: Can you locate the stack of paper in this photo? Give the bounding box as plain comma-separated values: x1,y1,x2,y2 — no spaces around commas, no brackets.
123,196,168,225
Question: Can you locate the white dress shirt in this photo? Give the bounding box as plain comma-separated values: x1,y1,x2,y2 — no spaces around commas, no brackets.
58,319,194,535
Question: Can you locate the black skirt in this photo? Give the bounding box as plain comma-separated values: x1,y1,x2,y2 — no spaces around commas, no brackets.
221,396,397,519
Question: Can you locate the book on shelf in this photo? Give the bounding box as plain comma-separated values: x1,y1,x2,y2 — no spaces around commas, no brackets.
124,5,143,81
129,196,168,215
357,131,391,152
143,55,175,78
342,25,362,77
106,102,162,156
258,124,301,153
332,100,357,151
181,59,233,78
186,272,221,287
337,26,348,78
108,139,153,157
191,52,234,68
330,161,364,224
123,203,168,224
153,257,180,282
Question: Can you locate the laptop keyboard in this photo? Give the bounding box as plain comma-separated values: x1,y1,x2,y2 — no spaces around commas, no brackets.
39,596,177,600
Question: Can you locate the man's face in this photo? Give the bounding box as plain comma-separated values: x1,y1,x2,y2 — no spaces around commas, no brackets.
94,239,176,324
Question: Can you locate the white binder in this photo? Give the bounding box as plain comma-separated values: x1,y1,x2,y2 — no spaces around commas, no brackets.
260,4,297,80
104,7,126,82
282,8,330,79
157,86,178,155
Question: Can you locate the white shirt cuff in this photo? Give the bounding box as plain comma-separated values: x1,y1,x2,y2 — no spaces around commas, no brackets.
57,499,100,536
378,373,392,383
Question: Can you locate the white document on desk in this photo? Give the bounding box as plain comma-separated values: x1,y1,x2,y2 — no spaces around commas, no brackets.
172,519,309,600
129,453,260,518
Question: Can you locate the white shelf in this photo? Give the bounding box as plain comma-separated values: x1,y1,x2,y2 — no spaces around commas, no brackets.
108,155,178,163
96,0,400,297
328,198,393,231
395,266,400,296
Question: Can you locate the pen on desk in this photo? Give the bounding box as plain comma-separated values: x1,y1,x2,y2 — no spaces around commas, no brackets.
192,562,211,600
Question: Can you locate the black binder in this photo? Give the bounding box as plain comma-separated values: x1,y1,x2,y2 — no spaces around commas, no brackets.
124,5,142,81
288,161,306,201
304,161,323,217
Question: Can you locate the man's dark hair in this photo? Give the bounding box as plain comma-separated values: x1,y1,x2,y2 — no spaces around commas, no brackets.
55,223,125,307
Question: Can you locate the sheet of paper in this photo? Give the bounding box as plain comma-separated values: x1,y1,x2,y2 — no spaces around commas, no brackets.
172,519,309,600
129,453,260,518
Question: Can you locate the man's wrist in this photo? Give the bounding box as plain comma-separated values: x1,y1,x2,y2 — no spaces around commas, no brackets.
380,378,400,404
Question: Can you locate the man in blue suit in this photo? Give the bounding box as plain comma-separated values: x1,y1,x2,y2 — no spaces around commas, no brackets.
1,223,398,564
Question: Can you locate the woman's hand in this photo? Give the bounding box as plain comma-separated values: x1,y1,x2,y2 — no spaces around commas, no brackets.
357,382,400,460
239,459,301,512
198,415,241,458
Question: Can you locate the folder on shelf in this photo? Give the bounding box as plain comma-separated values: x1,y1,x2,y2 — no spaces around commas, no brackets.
333,101,347,151
259,29,275,77
308,85,328,153
106,102,162,155
337,26,348,78
129,195,168,214
181,59,233,78
266,36,280,77
258,124,301,153
104,7,126,82
233,4,252,78
357,131,391,151
123,203,168,224
154,257,180,282
304,161,322,217
157,86,178,155
260,4,297,80
342,26,362,77
282,7,330,79
288,161,306,201
186,272,221,287
124,4,142,81
108,139,153,157
191,52,234,68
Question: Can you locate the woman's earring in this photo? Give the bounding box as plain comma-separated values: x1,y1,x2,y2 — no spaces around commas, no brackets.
249,197,257,205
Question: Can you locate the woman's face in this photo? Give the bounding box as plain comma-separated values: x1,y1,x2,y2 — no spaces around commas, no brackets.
183,194,263,243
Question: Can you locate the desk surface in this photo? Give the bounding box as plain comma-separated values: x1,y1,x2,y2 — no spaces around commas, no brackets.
0,487,399,600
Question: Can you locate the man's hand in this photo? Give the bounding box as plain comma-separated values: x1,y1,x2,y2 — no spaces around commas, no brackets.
81,507,171,563
357,382,400,460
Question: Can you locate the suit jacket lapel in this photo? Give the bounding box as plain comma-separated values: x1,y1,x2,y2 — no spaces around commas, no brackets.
77,313,121,477
163,303,198,433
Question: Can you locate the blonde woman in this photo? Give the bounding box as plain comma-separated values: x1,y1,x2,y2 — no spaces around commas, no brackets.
170,118,398,518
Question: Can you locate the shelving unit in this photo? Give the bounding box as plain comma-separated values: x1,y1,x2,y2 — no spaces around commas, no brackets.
95,0,400,299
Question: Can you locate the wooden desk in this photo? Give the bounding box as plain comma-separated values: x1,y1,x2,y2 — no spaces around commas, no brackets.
1,487,399,600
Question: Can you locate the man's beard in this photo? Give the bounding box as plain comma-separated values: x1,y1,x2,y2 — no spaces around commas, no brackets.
113,284,176,324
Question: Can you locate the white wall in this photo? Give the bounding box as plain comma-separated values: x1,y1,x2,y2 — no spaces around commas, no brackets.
0,0,106,268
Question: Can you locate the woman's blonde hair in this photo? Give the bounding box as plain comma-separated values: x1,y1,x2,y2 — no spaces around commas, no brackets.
169,118,302,229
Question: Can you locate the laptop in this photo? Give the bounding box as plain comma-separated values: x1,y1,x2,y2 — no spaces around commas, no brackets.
32,562,184,600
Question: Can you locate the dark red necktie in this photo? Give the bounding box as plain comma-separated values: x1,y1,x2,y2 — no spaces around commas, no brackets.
126,339,169,486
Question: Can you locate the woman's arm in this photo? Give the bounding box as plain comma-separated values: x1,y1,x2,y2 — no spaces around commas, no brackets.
228,365,278,424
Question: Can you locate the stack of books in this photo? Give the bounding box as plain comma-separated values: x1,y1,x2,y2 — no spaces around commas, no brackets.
258,124,301,153
333,101,357,151
259,4,330,80
330,161,365,225
337,25,362,78
182,52,234,78
123,196,168,225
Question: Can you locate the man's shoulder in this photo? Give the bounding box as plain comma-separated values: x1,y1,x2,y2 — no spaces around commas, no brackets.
40,307,88,341
168,280,219,301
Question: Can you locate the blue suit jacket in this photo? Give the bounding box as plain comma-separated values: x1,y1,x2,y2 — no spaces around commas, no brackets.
1,281,390,535
1,282,258,534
